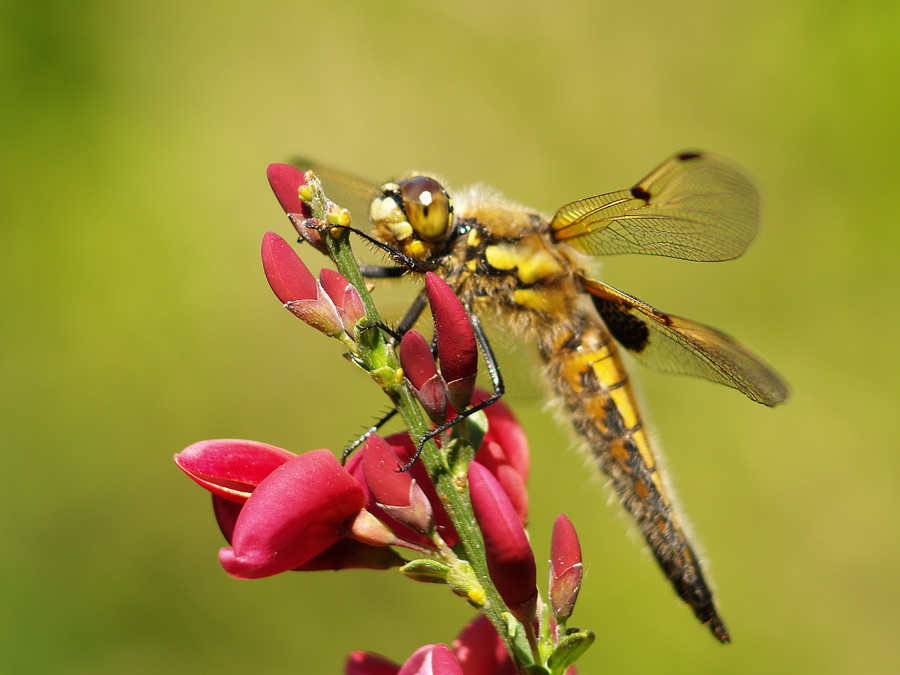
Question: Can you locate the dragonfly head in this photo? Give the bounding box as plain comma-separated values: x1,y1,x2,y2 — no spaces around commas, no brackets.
370,175,455,262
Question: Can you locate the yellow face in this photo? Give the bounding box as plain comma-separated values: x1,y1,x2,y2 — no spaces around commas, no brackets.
369,175,454,262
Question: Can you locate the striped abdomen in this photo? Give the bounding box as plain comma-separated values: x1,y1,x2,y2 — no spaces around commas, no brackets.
537,311,729,643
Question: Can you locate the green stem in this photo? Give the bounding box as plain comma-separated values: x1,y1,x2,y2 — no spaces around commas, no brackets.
304,176,526,668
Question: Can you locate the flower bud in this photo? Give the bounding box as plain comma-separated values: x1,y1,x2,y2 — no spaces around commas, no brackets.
424,272,477,412
549,513,583,621
399,329,448,424
362,435,434,535
261,231,344,337
266,163,328,253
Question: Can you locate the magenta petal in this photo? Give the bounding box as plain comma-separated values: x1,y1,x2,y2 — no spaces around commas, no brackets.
220,449,365,578
320,268,365,334
345,651,401,675
468,461,537,621
398,644,463,675
452,615,516,675
212,495,243,542
363,435,412,507
175,439,296,502
476,394,529,482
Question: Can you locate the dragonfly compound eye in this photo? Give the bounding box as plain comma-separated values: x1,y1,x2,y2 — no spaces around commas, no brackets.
399,176,453,243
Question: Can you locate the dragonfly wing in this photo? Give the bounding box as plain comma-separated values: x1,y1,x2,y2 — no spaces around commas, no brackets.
578,275,788,406
550,153,760,261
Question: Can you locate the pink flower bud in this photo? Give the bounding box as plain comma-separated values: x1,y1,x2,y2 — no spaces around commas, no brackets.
549,513,583,621
266,163,327,253
261,231,344,337
467,462,537,624
320,268,366,336
424,272,477,412
362,435,434,535
219,449,366,578
397,644,463,675
399,329,448,424
174,439,296,502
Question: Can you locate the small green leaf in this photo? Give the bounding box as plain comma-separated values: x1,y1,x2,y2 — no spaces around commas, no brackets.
547,629,595,673
400,559,450,584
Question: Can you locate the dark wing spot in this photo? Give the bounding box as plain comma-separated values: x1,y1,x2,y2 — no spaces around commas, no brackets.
591,296,650,352
676,151,703,161
630,185,651,201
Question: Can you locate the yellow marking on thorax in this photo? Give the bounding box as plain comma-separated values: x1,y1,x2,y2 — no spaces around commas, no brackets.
484,234,564,285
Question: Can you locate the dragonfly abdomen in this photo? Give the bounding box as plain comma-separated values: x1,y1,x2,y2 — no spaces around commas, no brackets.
537,312,730,643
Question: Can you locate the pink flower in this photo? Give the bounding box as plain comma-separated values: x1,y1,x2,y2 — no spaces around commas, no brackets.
347,615,534,675
175,443,403,577
219,449,366,578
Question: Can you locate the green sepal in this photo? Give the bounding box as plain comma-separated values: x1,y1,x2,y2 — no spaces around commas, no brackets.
400,559,450,584
547,629,595,674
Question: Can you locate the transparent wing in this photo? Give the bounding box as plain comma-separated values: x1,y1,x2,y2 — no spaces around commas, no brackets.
290,158,379,227
578,274,788,406
550,153,760,261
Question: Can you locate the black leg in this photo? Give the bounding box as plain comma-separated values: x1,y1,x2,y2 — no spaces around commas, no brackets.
340,408,399,464
399,311,506,471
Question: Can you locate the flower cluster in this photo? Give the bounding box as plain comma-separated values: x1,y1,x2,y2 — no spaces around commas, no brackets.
174,163,595,673
174,396,528,582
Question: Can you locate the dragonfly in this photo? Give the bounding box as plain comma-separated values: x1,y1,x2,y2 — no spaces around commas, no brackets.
293,152,788,643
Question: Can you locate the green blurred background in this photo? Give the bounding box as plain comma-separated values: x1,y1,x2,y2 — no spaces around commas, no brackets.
3,0,898,672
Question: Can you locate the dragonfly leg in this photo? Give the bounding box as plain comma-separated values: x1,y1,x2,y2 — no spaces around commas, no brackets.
340,408,399,464
400,311,506,471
